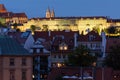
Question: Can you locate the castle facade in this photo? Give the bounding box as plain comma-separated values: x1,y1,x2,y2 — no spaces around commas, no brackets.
23,8,120,34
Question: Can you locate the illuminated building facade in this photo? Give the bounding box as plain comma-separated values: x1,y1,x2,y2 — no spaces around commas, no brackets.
0,4,28,24
23,8,120,34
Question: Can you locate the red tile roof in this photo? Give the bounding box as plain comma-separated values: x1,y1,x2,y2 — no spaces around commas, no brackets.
8,32,28,45
106,38,120,53
30,16,107,20
12,13,27,18
0,12,27,18
34,31,79,41
78,30,102,42
0,4,7,13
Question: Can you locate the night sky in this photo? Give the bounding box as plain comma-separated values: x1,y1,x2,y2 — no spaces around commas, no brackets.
0,0,120,18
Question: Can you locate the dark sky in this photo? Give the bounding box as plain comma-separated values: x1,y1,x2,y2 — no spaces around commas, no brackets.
0,0,120,19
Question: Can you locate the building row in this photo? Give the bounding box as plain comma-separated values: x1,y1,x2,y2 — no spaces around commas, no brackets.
0,29,118,80
0,4,27,24
0,4,120,35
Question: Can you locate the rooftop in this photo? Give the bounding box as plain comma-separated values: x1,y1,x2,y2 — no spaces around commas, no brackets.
0,35,30,56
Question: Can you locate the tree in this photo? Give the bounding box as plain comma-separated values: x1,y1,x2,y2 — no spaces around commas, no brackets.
30,25,36,32
106,26,117,34
92,26,100,34
42,25,48,31
67,45,97,67
0,22,7,28
16,28,21,32
12,23,18,29
105,45,120,70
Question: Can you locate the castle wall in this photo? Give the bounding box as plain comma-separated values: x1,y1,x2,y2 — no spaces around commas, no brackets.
23,17,120,34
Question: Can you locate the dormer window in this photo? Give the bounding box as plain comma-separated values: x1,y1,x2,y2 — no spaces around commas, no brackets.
89,35,95,41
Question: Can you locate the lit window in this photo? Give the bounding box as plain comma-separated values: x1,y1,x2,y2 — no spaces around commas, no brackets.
59,46,63,50
64,46,68,50
57,63,62,67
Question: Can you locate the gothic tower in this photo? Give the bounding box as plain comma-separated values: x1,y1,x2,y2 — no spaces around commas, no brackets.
46,7,51,18
0,4,7,13
51,9,55,18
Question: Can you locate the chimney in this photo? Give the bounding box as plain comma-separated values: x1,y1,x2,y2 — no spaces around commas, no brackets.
48,30,51,36
74,33,77,47
101,31,106,58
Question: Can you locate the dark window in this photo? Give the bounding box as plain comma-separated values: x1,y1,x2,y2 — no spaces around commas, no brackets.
22,58,26,66
10,69,15,80
10,58,15,66
54,55,56,58
58,55,61,58
63,55,66,58
22,70,26,80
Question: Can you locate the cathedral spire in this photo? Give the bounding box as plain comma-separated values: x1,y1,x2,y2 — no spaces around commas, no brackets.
51,9,55,18
46,7,51,18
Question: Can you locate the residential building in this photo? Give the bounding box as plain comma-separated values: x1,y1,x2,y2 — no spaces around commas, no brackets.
0,35,32,80
30,39,50,80
34,31,79,67
0,4,28,24
8,30,34,51
77,30,106,67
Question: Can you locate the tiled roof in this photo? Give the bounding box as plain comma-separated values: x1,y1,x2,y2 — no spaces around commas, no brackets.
0,4,7,13
0,12,27,18
107,19,120,22
78,31,102,42
12,13,27,18
30,16,107,20
34,31,79,41
0,35,30,55
106,38,120,53
8,32,28,45
0,12,12,18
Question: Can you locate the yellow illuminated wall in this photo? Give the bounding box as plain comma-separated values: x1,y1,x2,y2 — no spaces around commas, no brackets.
22,17,120,34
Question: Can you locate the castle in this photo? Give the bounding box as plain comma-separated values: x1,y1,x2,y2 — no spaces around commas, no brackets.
22,7,120,34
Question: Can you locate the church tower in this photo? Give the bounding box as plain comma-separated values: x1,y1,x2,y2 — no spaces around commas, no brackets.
51,9,55,18
46,7,51,18
0,4,7,13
